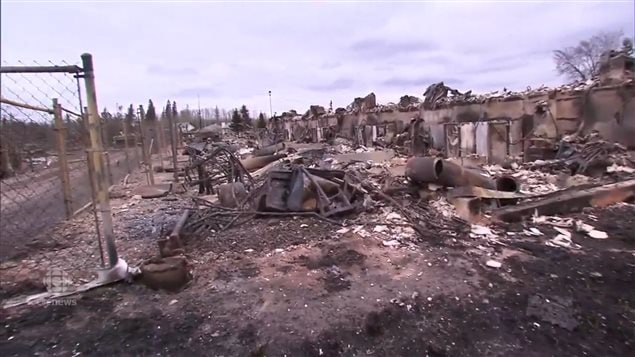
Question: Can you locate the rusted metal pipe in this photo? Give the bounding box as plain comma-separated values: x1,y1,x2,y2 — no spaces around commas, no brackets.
252,143,285,157
405,157,443,184
437,160,496,189
495,175,520,192
241,153,287,171
494,175,521,206
82,53,119,268
406,157,496,189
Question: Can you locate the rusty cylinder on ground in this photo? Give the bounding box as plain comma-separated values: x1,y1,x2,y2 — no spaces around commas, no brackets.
495,175,520,192
406,156,497,189
405,157,443,184
252,143,285,157
437,160,496,189
240,153,287,172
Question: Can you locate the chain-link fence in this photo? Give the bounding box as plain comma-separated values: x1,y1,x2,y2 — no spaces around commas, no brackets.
1,62,80,259
0,59,140,264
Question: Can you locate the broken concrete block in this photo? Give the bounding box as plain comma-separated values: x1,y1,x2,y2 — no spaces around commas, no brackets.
133,184,172,199
587,230,608,239
485,260,502,269
373,225,389,233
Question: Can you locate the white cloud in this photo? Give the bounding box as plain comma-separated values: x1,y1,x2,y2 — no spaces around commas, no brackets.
1,1,633,114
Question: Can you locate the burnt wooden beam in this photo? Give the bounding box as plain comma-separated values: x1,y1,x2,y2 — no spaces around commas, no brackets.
492,179,635,222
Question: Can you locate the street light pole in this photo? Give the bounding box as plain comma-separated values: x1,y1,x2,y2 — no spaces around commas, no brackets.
268,90,273,118
197,94,202,129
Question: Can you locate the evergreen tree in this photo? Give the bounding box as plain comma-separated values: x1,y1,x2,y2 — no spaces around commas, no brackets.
165,100,172,120
230,109,243,132
240,105,251,128
101,107,113,120
146,100,157,121
214,106,220,122
138,105,145,121
256,113,267,129
126,104,135,127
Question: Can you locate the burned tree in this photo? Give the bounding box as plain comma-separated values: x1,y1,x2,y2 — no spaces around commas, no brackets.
553,30,624,82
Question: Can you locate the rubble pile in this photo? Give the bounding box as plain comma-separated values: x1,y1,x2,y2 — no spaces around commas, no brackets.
421,79,610,108
556,132,634,175
164,121,635,261
523,131,635,177
347,93,377,113
364,96,422,113
166,137,475,255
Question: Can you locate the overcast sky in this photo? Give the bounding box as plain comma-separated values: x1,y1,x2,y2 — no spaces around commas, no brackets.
1,0,634,116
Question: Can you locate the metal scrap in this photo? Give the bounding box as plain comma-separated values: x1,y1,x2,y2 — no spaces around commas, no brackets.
184,145,254,195
527,132,634,175
493,179,635,221
557,133,630,175
406,156,497,189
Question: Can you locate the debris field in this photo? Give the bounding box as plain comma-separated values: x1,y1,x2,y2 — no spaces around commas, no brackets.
1,126,634,357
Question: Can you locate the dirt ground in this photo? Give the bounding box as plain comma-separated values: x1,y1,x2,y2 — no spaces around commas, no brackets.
1,169,634,356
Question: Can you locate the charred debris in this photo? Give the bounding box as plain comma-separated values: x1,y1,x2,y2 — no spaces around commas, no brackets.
155,125,634,259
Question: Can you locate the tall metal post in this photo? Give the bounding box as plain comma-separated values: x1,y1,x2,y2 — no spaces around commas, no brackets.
122,115,131,174
81,109,105,266
52,98,73,219
168,111,179,182
118,104,131,174
156,118,165,170
268,90,273,118
138,106,154,185
197,94,202,129
81,53,118,267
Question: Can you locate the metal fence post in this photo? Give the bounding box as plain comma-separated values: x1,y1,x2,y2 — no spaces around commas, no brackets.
168,111,179,182
138,110,154,185
52,99,73,219
104,151,113,186
122,118,131,174
147,138,155,181
81,53,118,267
86,143,105,267
156,119,165,170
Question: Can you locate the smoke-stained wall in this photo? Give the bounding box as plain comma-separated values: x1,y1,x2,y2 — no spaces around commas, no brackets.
278,81,635,161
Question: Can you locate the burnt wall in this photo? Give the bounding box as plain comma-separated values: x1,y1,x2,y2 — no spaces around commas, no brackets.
279,82,635,157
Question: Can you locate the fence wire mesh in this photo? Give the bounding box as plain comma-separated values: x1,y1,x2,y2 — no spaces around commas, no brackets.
0,60,101,263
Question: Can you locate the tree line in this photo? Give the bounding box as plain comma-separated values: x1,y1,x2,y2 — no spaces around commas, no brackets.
229,105,267,132
100,100,269,139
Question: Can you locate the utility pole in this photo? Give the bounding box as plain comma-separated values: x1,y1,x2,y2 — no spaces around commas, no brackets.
198,94,202,129
137,105,154,185
268,90,273,118
117,103,131,174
